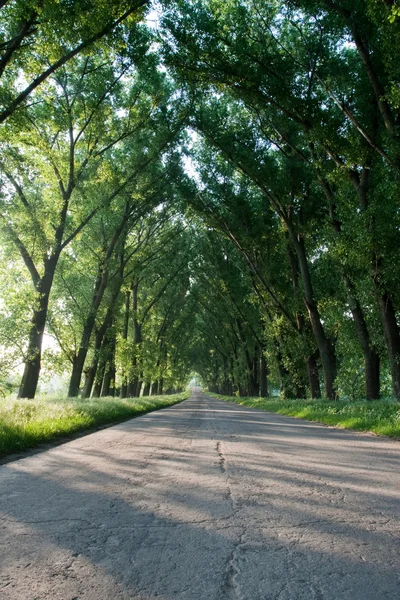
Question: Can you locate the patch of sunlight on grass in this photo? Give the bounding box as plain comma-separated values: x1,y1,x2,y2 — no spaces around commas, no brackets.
0,391,189,457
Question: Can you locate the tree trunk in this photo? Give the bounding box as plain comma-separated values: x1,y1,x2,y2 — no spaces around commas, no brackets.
341,275,380,399
287,228,337,399
18,257,57,398
101,370,112,397
307,351,321,399
135,379,143,397
353,309,381,401
365,350,380,401
127,376,138,397
128,377,141,397
68,216,128,398
120,290,131,399
101,332,116,397
142,382,151,396
324,185,381,400
377,291,400,399
82,366,95,399
68,347,88,398
236,318,258,396
82,368,92,398
287,243,322,399
251,347,260,396
126,282,143,397
68,265,108,397
295,381,307,399
109,364,116,397
352,168,395,398
18,305,47,398
82,307,114,399
92,348,107,398
260,352,268,397
238,382,247,397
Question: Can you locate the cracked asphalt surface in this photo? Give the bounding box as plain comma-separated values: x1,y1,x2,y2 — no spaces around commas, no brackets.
0,390,399,599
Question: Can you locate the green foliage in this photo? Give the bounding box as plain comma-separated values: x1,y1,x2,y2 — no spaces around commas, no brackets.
1,0,400,409
388,5,400,24
0,0,149,123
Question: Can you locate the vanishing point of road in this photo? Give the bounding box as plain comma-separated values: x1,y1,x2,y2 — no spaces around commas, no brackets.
1,390,399,599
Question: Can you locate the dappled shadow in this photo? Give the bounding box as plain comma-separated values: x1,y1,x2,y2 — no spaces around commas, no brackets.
0,392,399,599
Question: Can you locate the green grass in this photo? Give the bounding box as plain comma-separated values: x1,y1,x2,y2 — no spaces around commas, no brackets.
209,393,400,438
0,391,189,458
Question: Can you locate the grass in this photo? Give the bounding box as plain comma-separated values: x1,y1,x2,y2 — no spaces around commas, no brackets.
209,393,400,438
0,391,189,458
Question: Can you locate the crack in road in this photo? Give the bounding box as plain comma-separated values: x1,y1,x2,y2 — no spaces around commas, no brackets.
216,439,247,600
217,441,226,473
220,530,246,600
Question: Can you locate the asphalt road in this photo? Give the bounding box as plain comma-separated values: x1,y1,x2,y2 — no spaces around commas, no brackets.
0,390,399,600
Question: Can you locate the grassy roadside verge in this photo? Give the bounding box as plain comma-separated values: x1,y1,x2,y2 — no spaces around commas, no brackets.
0,391,190,458
208,393,400,438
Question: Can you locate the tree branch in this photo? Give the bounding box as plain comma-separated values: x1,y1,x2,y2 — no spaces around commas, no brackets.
0,214,40,285
0,1,149,124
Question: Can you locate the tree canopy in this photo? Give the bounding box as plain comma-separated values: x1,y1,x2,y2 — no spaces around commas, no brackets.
1,0,400,401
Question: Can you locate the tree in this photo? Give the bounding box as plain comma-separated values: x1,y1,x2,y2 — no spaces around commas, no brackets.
0,0,149,123
0,42,185,397
162,0,400,398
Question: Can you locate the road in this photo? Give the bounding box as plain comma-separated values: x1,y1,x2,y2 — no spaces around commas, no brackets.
0,390,399,599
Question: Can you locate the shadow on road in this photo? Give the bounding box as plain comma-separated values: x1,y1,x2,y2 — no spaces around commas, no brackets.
0,393,399,599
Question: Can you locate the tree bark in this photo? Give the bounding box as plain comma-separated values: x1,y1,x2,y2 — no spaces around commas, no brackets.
260,352,268,397
135,379,143,397
251,347,260,396
377,292,400,399
142,382,151,396
101,334,116,397
92,364,105,397
68,265,107,397
236,317,259,396
82,368,93,399
295,380,307,399
69,209,129,397
18,256,58,398
120,290,131,399
343,276,380,399
99,327,116,397
92,337,108,398
127,376,139,397
307,351,321,399
287,226,337,399
82,301,115,398
127,282,143,396
287,243,322,398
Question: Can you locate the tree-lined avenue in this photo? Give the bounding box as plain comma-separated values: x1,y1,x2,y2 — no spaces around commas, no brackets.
3,0,400,402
